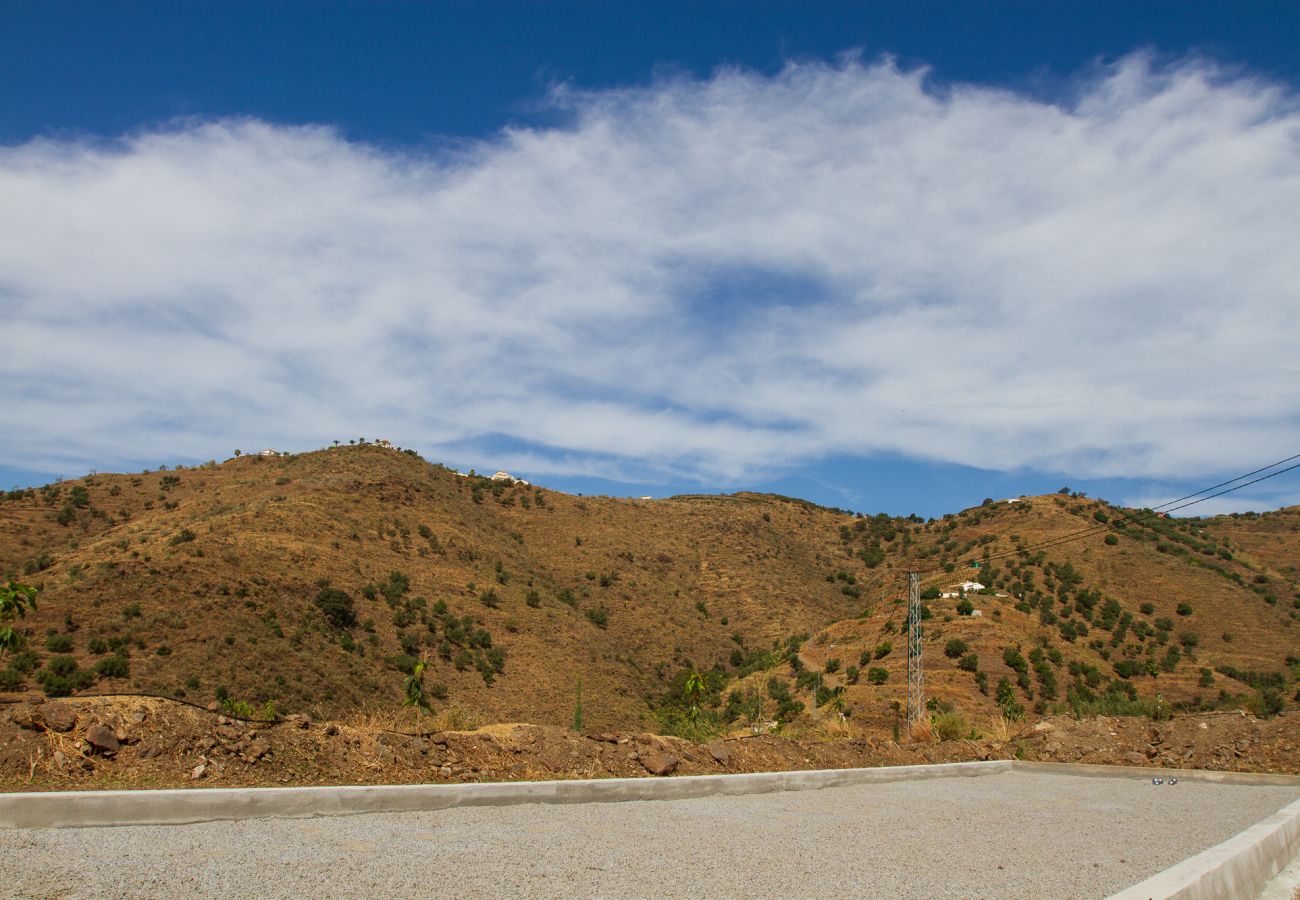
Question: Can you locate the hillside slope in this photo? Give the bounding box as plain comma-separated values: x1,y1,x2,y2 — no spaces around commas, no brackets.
2,448,1297,732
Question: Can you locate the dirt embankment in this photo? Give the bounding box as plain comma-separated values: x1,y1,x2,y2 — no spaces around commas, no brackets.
1,697,1295,792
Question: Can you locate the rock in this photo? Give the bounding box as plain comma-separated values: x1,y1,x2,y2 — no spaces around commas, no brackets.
706,742,730,765
114,727,129,744
639,751,679,776
39,702,77,733
324,724,339,736
206,701,221,712
130,710,147,725
589,733,620,743
85,724,121,754
1124,752,1147,766
376,745,395,765
10,704,40,730
138,746,162,760
246,737,271,760
1032,722,1055,734
190,763,208,780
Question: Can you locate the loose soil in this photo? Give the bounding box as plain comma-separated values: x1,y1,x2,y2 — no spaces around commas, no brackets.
1,696,1295,792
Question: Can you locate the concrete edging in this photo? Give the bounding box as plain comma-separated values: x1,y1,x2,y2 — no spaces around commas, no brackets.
1108,796,1300,900
0,758,1011,829
1011,759,1300,788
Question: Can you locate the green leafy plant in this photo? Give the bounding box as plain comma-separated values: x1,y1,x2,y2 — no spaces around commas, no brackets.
0,581,38,657
403,656,433,729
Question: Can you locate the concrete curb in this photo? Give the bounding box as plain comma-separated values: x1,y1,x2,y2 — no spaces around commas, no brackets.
1108,797,1300,900
0,759,1011,829
1011,760,1300,788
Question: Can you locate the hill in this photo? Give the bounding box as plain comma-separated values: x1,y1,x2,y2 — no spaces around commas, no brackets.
1,446,1297,734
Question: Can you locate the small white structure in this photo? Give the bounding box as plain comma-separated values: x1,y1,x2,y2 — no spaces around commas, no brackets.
970,609,983,617
940,581,986,599
639,496,653,500
374,439,395,450
259,448,282,457
489,471,531,486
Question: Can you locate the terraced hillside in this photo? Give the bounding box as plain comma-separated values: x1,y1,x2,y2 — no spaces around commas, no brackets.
1,446,1296,733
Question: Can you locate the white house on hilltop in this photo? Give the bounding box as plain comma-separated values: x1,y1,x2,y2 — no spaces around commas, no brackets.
940,581,985,598
490,471,531,486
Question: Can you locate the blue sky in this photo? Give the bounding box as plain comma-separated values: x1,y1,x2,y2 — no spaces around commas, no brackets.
3,1,1300,517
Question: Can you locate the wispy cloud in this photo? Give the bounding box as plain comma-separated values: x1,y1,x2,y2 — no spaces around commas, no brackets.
2,54,1298,485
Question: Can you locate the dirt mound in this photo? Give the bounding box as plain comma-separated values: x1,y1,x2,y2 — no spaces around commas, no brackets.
2,697,1294,792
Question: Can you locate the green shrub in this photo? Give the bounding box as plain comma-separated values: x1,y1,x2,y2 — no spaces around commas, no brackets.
1104,534,1119,546
0,668,24,690
823,658,841,674
866,667,889,685
386,653,419,675
9,650,40,673
958,653,979,672
1176,602,1192,616
956,599,974,616
313,587,357,629
94,653,129,678
45,633,72,652
932,710,969,741
585,607,608,629
873,641,892,660
169,528,196,546
1140,602,1155,615
944,639,968,659
525,590,541,608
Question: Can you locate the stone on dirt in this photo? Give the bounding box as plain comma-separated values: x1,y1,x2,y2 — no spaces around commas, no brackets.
39,702,77,733
639,751,679,776
85,724,120,754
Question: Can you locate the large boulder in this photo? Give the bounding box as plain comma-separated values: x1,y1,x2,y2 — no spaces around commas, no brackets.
38,702,77,733
85,724,121,755
639,751,679,777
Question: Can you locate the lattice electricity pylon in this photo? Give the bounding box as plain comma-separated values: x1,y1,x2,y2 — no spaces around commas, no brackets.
906,571,924,735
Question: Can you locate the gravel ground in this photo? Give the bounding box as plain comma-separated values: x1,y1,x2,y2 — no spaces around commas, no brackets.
1,771,1297,899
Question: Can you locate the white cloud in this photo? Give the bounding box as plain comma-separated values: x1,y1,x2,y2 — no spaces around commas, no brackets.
2,54,1299,484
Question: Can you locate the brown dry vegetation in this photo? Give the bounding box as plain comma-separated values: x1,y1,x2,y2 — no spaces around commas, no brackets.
1,446,1297,749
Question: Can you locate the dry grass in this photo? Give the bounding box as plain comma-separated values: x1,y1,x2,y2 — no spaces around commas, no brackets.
984,714,1017,743
909,718,933,743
